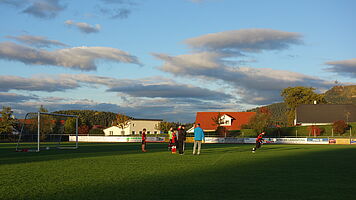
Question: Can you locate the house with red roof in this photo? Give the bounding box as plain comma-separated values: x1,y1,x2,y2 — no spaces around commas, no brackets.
193,112,256,132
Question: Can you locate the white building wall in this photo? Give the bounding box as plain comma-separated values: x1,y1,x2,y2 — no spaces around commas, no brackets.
130,120,161,135
103,126,131,136
103,119,161,136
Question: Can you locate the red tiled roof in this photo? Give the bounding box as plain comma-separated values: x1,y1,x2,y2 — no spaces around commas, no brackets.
195,112,256,131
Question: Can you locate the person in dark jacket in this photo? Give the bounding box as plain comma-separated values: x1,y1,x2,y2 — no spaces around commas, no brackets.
178,125,187,155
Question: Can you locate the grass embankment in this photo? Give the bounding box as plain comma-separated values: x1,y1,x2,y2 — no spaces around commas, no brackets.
1,143,355,200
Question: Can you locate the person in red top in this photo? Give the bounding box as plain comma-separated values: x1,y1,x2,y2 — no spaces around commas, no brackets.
252,131,265,152
171,130,177,154
141,128,147,152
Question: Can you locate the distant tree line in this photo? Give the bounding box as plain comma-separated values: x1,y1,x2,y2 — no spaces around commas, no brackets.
53,110,117,128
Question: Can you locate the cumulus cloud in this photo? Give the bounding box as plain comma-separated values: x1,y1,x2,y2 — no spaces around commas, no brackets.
0,73,233,103
65,20,101,34
97,0,136,19
59,74,232,101
185,29,302,55
22,0,66,19
324,58,356,78
0,0,25,7
0,93,37,103
0,75,79,92
0,0,66,19
111,8,131,19
155,52,333,104
108,82,232,100
0,42,140,71
2,92,232,122
6,35,68,48
153,29,337,105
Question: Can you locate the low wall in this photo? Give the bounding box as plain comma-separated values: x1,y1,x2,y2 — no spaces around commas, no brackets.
70,136,354,144
70,136,165,143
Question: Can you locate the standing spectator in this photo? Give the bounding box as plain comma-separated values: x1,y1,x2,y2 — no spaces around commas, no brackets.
141,128,147,152
252,131,265,153
193,123,205,155
182,125,187,152
171,129,177,154
168,127,174,150
178,125,186,155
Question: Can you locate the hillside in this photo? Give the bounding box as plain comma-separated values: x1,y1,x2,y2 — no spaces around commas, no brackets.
324,85,356,104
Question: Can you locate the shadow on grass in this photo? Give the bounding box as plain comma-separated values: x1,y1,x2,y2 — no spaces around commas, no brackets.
2,144,356,200
0,143,244,165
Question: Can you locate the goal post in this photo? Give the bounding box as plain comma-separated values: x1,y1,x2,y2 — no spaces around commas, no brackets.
16,112,79,152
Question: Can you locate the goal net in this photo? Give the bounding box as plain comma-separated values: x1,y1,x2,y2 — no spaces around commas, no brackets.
16,112,79,152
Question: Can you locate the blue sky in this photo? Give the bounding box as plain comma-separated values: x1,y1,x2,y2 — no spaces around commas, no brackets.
0,0,355,122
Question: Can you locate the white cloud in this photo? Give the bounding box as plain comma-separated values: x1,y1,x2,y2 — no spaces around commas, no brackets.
0,75,79,92
6,35,68,48
325,58,356,78
0,74,233,101
0,42,140,71
2,90,234,123
65,20,101,34
0,92,37,102
108,81,233,100
154,29,335,105
22,0,66,19
155,52,333,104
185,28,302,54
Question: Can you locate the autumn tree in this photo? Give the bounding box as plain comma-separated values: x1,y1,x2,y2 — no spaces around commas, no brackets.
114,113,131,129
247,107,272,133
0,106,15,134
78,125,90,135
281,86,326,126
333,120,348,135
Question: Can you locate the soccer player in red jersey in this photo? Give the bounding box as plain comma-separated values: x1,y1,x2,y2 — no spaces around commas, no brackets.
252,131,265,152
142,128,147,152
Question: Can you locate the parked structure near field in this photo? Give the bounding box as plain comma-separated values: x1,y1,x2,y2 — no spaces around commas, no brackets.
103,118,163,136
188,112,255,132
295,104,356,126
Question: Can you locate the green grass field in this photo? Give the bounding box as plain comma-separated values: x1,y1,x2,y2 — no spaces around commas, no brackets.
1,143,356,200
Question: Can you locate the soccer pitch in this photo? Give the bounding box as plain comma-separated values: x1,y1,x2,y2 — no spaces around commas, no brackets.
1,143,355,200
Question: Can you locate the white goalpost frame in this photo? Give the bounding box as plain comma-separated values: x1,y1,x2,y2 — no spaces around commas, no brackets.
16,112,79,152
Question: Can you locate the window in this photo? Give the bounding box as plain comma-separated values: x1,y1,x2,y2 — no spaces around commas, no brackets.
154,131,157,134
147,131,150,134
139,131,142,134
132,131,135,135
109,131,113,136
121,131,125,135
